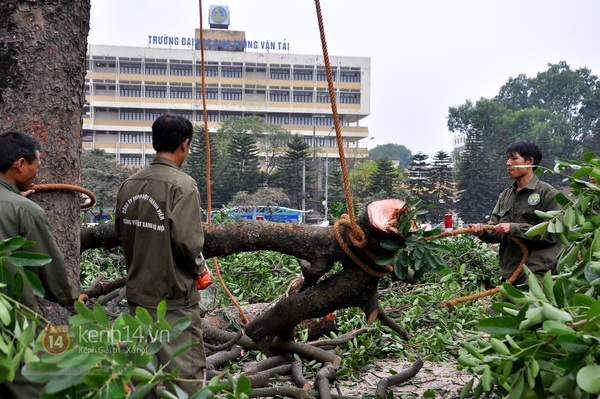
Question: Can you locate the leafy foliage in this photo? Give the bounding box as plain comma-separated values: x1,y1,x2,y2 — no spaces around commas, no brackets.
456,153,600,398
449,61,600,223
369,143,412,169
0,236,51,384
21,300,252,398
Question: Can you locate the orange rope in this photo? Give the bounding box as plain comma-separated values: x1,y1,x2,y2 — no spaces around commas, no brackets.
430,226,529,307
32,183,96,209
314,0,356,225
197,0,248,324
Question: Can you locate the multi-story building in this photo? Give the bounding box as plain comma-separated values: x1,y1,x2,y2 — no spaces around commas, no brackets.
83,31,371,168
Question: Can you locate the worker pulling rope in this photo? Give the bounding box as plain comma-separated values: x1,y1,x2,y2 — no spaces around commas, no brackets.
427,225,529,307
32,183,96,209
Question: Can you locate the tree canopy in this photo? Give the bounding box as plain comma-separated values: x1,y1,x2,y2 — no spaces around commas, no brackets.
449,61,600,222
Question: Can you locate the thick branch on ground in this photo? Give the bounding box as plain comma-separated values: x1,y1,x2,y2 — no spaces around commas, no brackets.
81,200,410,351
375,358,424,398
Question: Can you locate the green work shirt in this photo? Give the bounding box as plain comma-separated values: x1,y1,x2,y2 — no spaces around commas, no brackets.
0,177,79,315
115,157,203,309
480,175,563,280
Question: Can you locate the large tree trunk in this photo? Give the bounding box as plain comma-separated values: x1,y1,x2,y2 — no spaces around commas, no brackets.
0,0,90,323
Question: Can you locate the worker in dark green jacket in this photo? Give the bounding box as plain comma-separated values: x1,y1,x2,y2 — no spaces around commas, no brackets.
470,141,563,285
115,114,206,397
0,131,80,399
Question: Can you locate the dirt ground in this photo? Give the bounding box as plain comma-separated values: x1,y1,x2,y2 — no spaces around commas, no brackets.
336,358,472,398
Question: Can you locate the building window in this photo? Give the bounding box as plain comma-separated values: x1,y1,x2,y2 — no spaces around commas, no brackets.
146,110,163,121
121,133,143,143
222,88,242,101
269,90,289,102
120,154,143,166
170,110,192,120
313,115,333,126
317,69,336,82
316,91,331,103
146,63,167,75
293,91,312,103
120,63,142,74
293,70,313,81
340,92,360,104
170,87,192,99
196,112,219,122
340,70,360,82
196,88,218,99
145,155,153,166
196,65,218,77
267,114,289,125
94,85,116,94
120,85,141,97
291,114,312,125
222,66,242,78
170,64,193,76
270,69,290,80
146,86,167,98
121,110,144,120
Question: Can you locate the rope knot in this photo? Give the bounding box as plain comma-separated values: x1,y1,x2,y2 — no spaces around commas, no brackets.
338,214,367,248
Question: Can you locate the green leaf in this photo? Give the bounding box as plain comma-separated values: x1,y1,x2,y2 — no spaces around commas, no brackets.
563,207,576,228
234,374,253,395
379,239,401,251
554,192,571,206
542,320,574,336
375,254,396,265
525,222,549,236
21,361,60,383
6,251,51,267
556,334,588,354
92,302,110,328
135,306,154,326
541,272,556,306
500,283,533,305
0,236,30,253
74,300,96,322
527,271,547,301
550,374,576,395
478,317,522,336
21,268,45,297
554,278,576,309
577,365,600,394
156,301,167,321
541,302,572,323
83,368,111,387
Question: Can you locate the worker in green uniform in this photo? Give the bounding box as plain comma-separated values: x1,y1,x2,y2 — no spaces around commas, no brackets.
0,131,81,399
115,114,206,397
469,141,563,285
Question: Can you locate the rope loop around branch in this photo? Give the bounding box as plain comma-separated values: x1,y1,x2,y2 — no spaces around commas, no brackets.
333,214,393,278
337,214,367,248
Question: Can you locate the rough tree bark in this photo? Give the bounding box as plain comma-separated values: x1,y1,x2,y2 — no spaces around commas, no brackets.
0,0,90,323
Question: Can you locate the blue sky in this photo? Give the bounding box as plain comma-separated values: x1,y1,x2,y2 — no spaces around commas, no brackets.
89,0,600,158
